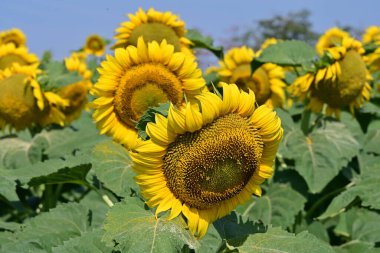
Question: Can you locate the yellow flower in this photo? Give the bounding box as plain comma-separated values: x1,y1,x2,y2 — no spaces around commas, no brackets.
215,46,286,108
0,65,44,131
362,26,380,44
365,47,380,73
85,34,106,57
58,81,91,124
37,92,69,127
316,27,350,55
0,44,39,71
130,84,283,238
64,52,92,80
289,37,372,118
113,8,192,56
0,28,26,48
92,37,206,148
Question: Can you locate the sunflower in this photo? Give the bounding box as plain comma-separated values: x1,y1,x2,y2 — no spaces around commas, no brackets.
0,44,39,71
0,28,26,48
316,27,350,55
130,83,283,237
365,47,380,73
216,46,286,108
289,37,372,118
84,34,106,57
36,92,69,127
57,80,91,124
362,26,380,44
0,65,44,131
92,37,205,148
64,52,92,80
113,8,193,56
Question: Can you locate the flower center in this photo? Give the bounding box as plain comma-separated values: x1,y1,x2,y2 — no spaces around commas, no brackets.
0,54,28,70
312,50,367,107
89,39,102,51
163,113,263,209
128,23,181,52
0,74,38,129
114,63,183,126
232,64,271,105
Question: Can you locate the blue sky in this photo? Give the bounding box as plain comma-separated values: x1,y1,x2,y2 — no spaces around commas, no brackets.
1,0,379,59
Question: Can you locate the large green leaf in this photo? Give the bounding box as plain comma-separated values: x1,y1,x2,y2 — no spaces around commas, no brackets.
0,174,18,201
52,229,112,253
318,154,380,219
186,29,224,59
236,183,306,229
1,203,91,253
334,241,380,253
91,141,137,197
256,40,316,66
282,121,360,193
79,191,110,228
102,196,199,253
363,129,380,154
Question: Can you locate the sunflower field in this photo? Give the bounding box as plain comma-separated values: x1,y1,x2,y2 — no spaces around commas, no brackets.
1,7,380,253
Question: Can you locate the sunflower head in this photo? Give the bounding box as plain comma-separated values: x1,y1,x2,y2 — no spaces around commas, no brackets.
0,44,39,71
290,37,371,118
36,92,69,127
92,37,205,148
65,52,92,80
316,27,350,55
130,84,283,237
362,26,380,44
113,8,192,55
216,46,286,108
85,34,106,57
0,66,44,131
0,28,26,48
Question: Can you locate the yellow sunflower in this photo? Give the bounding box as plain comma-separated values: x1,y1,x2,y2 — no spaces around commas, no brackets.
113,8,193,56
0,65,44,131
316,27,350,55
57,80,91,124
64,52,92,80
92,37,206,148
0,28,26,48
216,46,286,108
362,26,380,44
365,47,380,73
85,34,106,57
130,83,283,238
289,37,372,118
0,44,39,71
37,92,69,127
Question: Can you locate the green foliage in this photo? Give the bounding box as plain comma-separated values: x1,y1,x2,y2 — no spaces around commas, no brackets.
103,196,199,252
39,60,83,90
256,40,316,66
186,29,224,59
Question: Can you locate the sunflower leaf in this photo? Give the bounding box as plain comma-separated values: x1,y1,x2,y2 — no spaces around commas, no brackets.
281,121,360,193
256,40,316,66
91,141,137,197
102,196,199,253
236,183,306,229
186,29,224,59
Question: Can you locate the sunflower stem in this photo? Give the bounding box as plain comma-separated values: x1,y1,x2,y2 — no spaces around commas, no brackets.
301,109,311,135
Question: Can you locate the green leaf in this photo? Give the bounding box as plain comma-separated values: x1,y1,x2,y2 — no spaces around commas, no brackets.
1,203,91,252
39,61,82,90
256,40,316,66
91,141,137,197
334,208,380,244
0,174,18,201
334,241,379,253
198,225,223,253
236,183,306,229
363,129,380,154
79,191,110,228
103,196,199,253
275,108,296,134
282,121,360,193
136,102,170,140
359,102,380,116
186,29,224,59
52,229,112,253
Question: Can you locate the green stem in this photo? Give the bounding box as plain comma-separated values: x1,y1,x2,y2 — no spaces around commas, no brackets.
301,109,311,135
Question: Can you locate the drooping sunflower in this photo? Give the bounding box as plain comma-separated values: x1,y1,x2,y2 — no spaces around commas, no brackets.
0,65,44,131
362,26,380,44
113,8,193,56
84,34,106,57
130,83,283,237
216,46,286,108
289,37,372,118
92,37,206,148
0,28,26,48
0,44,39,72
316,27,350,55
37,91,69,127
